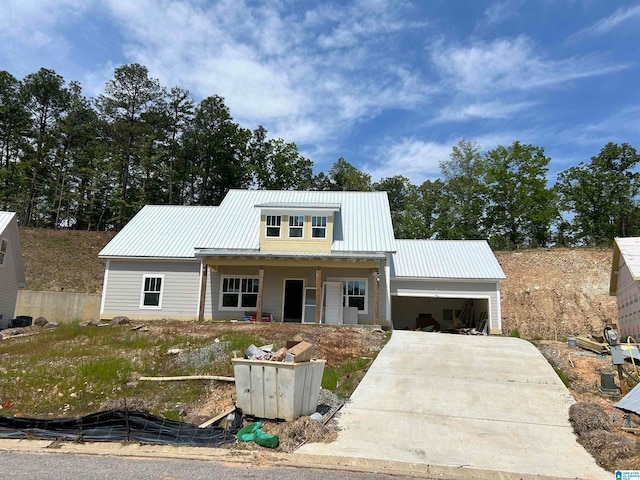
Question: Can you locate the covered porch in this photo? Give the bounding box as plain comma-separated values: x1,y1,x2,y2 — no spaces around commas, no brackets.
195,252,389,327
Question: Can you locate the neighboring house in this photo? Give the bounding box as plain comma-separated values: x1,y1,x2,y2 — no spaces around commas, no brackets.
610,237,640,339
0,212,26,320
99,190,505,334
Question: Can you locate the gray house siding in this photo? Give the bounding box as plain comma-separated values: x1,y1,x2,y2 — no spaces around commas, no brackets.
209,264,389,326
390,278,501,333
101,259,212,320
0,222,21,320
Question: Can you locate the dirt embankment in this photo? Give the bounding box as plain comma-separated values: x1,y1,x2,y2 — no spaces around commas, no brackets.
496,248,617,340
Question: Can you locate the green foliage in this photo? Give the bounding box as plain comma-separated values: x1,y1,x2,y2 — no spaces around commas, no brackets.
556,142,640,246
322,357,371,398
509,328,521,338
322,157,372,191
553,366,571,388
436,138,487,240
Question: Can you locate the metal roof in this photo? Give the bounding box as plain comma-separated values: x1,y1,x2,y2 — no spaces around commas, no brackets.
0,211,16,233
200,189,396,253
254,202,341,210
99,206,219,258
195,249,386,260
391,239,506,280
615,380,640,415
611,237,640,294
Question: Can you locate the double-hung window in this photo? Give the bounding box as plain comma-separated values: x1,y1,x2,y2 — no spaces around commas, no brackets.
266,215,281,237
342,279,367,313
288,215,304,238
141,275,163,308
0,239,7,266
311,216,327,238
221,276,259,309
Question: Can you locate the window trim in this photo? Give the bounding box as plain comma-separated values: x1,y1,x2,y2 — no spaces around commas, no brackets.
328,277,368,314
311,216,327,239
288,215,304,239
265,215,281,238
139,274,164,309
0,238,7,267
219,275,260,311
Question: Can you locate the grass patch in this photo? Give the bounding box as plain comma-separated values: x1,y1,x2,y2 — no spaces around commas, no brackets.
554,366,571,388
322,357,372,398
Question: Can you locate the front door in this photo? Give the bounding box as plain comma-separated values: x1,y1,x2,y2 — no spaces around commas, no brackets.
283,279,304,322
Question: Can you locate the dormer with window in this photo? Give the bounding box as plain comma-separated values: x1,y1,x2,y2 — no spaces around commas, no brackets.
256,202,339,253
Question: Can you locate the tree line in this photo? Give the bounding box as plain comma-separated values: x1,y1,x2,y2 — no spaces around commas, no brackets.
1,64,639,249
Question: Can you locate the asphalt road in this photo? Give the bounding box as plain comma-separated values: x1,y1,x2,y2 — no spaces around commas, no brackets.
0,451,416,480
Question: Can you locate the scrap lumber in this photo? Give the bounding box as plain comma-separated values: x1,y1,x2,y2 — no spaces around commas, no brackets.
621,427,640,434
138,375,234,382
576,336,610,355
198,406,236,429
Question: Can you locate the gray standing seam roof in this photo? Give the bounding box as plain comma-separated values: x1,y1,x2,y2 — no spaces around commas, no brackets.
391,239,505,280
99,190,397,258
201,189,396,253
0,211,16,234
615,380,640,415
99,206,219,258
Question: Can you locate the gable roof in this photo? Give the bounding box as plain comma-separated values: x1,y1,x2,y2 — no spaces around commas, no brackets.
391,239,505,280
0,211,26,287
99,206,219,258
198,189,396,254
99,190,397,259
610,237,640,295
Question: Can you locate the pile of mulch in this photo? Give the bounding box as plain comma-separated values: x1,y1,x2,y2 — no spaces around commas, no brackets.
569,402,636,470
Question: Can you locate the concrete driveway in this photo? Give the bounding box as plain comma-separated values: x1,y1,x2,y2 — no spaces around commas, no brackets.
297,331,609,479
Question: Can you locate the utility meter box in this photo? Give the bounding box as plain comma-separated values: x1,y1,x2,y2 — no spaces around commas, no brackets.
232,358,325,421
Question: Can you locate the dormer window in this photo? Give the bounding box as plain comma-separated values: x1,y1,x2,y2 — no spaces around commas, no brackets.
266,215,281,237
312,216,327,238
289,215,304,238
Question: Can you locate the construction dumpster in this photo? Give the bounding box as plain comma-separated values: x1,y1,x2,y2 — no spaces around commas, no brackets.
232,358,325,421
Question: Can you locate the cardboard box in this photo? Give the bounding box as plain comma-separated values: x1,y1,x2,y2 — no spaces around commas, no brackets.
285,340,313,363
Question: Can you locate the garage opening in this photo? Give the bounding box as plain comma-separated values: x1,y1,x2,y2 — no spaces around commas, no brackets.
391,296,489,333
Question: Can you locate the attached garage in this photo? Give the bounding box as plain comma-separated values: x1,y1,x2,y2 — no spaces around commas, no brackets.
390,240,505,335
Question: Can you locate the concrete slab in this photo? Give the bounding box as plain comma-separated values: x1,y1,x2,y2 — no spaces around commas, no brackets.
298,331,610,479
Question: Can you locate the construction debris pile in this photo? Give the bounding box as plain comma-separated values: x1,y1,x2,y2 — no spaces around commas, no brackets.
243,340,314,363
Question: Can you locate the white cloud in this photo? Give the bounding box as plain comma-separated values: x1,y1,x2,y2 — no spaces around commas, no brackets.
576,5,640,37
482,0,521,26
431,36,627,95
366,138,453,184
435,100,536,123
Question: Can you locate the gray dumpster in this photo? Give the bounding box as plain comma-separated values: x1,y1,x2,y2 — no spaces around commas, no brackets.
232,358,325,421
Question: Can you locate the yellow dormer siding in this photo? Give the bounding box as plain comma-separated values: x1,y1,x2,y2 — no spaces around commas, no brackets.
259,213,334,253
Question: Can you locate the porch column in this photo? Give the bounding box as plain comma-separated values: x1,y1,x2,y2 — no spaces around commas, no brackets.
373,269,380,326
198,262,208,322
256,265,265,321
315,267,322,324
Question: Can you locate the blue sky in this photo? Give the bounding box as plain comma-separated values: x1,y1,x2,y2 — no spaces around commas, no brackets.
1,1,639,185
